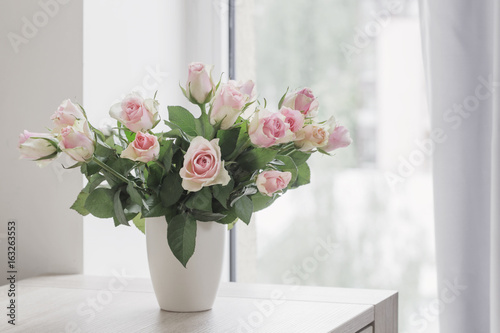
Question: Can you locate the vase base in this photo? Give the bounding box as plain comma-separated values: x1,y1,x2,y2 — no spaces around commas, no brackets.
159,307,213,313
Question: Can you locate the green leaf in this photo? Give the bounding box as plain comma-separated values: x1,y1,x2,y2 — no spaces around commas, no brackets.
95,143,115,158
227,220,237,230
160,172,184,207
105,136,115,147
159,140,174,172
233,196,253,224
232,121,248,157
293,163,311,188
34,151,58,162
168,106,198,136
124,203,141,216
143,197,171,218
190,209,226,222
101,170,121,188
85,188,115,218
195,111,215,139
108,157,135,176
212,179,234,209
185,187,212,211
278,87,289,109
252,192,276,212
70,191,89,216
126,183,143,206
62,161,83,170
146,163,164,190
288,150,311,166
30,136,58,149
83,174,105,193
132,213,146,234
217,127,240,159
275,155,298,185
123,128,136,143
219,210,238,225
167,214,197,267
81,160,101,177
230,186,258,206
237,148,277,171
113,189,129,226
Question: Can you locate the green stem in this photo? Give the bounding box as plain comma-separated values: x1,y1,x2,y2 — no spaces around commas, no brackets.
92,157,130,185
199,104,207,115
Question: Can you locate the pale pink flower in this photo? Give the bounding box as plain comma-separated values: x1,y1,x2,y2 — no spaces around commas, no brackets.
109,93,159,133
295,123,329,151
58,120,95,162
228,79,256,101
18,130,58,163
186,62,215,104
121,132,160,163
180,137,230,192
248,109,294,148
279,107,305,133
282,88,319,117
324,125,352,152
256,170,292,196
51,99,85,132
210,83,247,129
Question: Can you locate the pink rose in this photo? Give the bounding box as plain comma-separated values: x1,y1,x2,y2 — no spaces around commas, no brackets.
179,136,230,192
210,83,247,129
324,125,352,152
228,79,256,101
186,62,215,104
51,99,85,132
121,132,160,163
248,109,294,148
109,93,159,133
295,123,329,151
279,107,304,133
18,130,58,163
256,170,292,196
58,120,95,162
282,88,319,117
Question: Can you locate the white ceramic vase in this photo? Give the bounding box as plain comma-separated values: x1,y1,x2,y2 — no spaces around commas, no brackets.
145,216,226,312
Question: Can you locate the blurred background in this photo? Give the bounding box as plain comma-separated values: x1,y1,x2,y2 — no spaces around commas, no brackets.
234,1,438,332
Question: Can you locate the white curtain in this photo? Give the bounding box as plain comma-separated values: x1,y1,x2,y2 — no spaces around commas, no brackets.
419,1,499,332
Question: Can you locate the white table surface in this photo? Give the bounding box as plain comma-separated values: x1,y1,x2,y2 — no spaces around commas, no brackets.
0,275,397,333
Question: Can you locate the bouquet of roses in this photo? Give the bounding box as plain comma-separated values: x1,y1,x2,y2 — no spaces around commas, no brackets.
18,62,351,266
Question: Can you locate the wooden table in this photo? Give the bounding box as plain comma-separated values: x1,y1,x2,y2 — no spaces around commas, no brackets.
0,275,397,332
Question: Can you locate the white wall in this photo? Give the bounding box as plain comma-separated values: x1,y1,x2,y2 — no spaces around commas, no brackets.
0,0,84,283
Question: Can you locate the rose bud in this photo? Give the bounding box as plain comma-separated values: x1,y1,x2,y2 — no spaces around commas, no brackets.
18,130,58,165
185,62,216,105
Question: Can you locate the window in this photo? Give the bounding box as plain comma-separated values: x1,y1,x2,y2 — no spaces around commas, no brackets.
83,0,230,280
234,1,438,332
